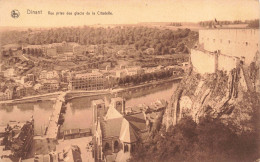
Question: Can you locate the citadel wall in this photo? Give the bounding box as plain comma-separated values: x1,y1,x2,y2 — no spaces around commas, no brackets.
191,29,259,74
199,29,259,65
190,49,216,74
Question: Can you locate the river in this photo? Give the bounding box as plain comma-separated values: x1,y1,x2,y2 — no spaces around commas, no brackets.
0,80,179,136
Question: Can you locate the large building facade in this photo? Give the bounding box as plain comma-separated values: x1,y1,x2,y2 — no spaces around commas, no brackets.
199,29,259,65
191,29,260,74
68,72,106,91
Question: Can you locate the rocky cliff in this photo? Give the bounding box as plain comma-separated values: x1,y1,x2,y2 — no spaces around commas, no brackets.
163,65,260,133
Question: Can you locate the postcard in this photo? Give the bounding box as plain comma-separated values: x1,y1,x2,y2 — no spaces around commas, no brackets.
0,0,259,162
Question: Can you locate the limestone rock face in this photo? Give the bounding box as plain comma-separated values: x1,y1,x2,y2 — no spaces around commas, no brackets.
163,66,259,133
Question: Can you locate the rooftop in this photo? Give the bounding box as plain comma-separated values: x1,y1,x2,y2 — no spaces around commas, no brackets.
75,72,103,78
119,119,139,143
101,117,123,139
124,113,146,132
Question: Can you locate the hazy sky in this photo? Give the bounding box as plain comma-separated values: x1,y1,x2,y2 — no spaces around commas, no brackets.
0,0,259,27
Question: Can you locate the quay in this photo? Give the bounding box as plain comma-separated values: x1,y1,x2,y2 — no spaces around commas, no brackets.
0,91,61,105
0,76,182,106
111,77,183,94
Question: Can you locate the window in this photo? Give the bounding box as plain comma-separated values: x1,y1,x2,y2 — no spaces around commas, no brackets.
116,101,121,106
114,141,119,151
131,144,136,152
246,42,248,46
105,143,110,150
213,39,215,43
228,40,231,44
124,144,129,152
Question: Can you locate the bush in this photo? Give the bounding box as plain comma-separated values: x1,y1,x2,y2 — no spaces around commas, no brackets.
131,115,259,162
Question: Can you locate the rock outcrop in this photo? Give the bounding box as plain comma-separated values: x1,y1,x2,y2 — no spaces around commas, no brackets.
163,65,260,133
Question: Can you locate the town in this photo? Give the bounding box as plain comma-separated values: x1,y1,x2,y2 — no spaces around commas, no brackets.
0,40,187,102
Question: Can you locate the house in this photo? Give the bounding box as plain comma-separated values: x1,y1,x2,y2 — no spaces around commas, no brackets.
39,70,59,80
73,45,86,55
21,74,35,84
33,83,42,91
22,45,44,54
46,71,59,80
46,47,57,57
0,88,14,101
3,120,34,159
15,82,35,98
41,79,60,92
39,70,47,80
4,68,15,78
125,67,144,76
26,74,35,82
2,44,21,51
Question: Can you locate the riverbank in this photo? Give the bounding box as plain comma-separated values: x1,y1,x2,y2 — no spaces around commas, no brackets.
65,76,182,100
0,92,61,105
0,76,182,105
112,76,182,93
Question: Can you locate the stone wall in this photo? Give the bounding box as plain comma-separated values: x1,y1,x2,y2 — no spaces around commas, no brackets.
191,49,239,74
199,29,260,65
217,53,240,72
190,49,216,74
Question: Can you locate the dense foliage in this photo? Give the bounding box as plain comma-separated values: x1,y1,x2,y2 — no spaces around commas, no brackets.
198,19,259,28
0,27,198,55
117,69,181,86
247,19,259,28
131,116,259,162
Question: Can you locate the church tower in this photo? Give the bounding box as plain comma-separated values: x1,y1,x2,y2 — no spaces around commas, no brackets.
92,99,106,124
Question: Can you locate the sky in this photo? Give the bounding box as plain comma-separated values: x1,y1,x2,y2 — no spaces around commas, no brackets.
0,0,259,27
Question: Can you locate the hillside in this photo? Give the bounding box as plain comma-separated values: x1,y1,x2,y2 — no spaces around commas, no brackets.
131,63,260,162
163,66,259,133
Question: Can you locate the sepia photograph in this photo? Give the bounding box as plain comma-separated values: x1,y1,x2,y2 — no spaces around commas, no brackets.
0,0,259,161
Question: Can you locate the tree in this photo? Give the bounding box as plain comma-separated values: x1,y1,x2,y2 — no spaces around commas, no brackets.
169,48,175,54
131,115,260,162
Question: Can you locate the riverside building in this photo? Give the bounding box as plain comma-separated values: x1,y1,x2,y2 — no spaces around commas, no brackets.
68,71,106,91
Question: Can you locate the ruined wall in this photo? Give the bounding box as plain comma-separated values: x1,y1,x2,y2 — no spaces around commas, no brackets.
199,29,260,65
190,49,216,74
